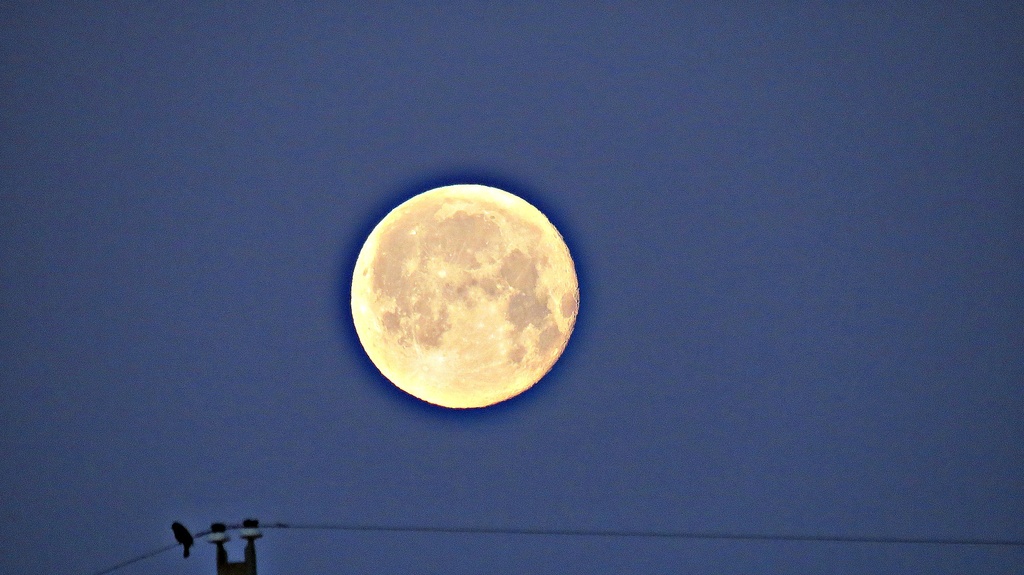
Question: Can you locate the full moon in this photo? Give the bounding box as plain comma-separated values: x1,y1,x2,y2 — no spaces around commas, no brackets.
351,184,579,408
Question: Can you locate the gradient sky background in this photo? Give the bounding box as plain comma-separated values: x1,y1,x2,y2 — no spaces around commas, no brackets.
2,3,1022,574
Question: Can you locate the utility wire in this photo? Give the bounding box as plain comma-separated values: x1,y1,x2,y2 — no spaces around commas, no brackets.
89,529,213,575
262,522,1024,547
89,542,179,575
87,522,1024,575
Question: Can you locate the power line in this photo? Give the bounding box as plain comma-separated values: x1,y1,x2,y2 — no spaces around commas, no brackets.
89,542,179,575
87,521,1024,575
263,522,1024,547
88,529,214,575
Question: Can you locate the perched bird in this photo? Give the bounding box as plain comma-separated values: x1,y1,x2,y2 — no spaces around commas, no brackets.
171,522,194,558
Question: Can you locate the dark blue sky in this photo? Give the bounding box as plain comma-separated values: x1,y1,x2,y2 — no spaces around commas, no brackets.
2,3,1022,574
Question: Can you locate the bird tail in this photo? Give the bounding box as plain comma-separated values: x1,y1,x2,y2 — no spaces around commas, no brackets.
183,546,190,558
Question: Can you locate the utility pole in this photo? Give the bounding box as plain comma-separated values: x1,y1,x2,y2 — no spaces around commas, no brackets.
207,519,262,575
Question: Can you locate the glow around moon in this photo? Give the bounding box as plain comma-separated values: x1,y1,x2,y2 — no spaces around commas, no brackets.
351,184,579,408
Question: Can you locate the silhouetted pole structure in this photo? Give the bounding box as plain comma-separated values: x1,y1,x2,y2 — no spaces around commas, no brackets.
207,519,262,575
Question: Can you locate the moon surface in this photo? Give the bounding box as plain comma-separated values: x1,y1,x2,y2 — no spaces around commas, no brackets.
351,184,579,408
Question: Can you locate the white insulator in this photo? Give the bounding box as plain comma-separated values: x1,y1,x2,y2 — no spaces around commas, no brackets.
207,531,229,543
240,528,263,539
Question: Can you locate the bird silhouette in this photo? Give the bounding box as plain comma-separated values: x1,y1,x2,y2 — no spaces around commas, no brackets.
171,522,194,558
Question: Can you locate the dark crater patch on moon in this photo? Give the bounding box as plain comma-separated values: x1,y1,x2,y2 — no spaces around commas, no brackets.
499,249,538,292
422,210,502,269
507,291,550,331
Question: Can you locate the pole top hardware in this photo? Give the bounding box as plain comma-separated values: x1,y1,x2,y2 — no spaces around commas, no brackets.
241,518,263,540
208,522,229,543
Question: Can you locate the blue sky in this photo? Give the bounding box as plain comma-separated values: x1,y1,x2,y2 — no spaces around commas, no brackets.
2,3,1022,574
